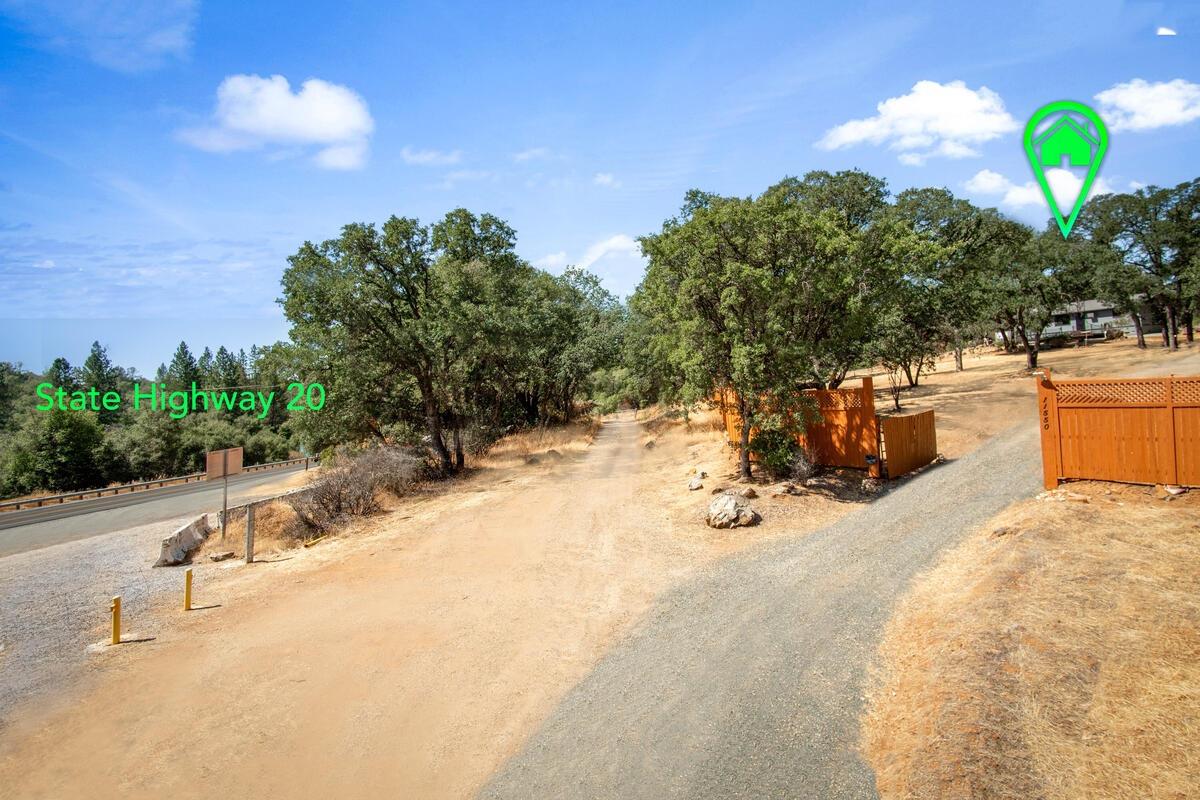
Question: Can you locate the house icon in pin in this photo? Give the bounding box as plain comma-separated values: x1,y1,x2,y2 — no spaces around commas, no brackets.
1034,117,1099,168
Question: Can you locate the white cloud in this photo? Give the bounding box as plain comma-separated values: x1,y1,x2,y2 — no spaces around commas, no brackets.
401,146,462,166
439,169,493,189
593,172,621,188
179,74,374,170
513,147,551,162
1095,78,1200,131
0,0,196,72
964,168,1115,211
34,259,55,270
816,80,1017,164
1157,26,1177,36
533,251,568,270
963,168,1011,194
579,234,641,270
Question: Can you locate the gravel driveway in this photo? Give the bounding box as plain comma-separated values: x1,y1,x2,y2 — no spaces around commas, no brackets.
480,422,1042,799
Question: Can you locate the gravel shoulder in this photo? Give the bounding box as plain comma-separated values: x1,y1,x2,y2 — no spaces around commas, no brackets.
0,468,313,723
480,423,1043,800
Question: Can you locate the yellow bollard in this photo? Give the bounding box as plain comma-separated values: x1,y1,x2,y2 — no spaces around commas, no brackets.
184,568,193,611
110,596,121,645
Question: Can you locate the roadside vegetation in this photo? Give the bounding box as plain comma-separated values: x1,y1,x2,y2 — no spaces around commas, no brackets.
0,342,294,498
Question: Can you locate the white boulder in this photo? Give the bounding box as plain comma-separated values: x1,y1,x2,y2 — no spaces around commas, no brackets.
707,494,761,529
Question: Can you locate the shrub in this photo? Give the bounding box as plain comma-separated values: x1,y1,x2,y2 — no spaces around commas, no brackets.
749,428,799,479
749,426,818,480
286,445,423,534
352,446,424,495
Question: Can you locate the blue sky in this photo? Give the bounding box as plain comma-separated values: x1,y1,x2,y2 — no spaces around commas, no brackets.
1,0,1198,375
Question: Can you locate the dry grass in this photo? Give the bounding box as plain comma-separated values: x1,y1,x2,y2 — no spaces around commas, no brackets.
196,499,309,559
471,417,601,468
863,481,1200,800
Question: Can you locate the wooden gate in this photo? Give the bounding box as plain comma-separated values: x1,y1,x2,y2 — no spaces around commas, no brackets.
879,410,937,479
1037,369,1200,489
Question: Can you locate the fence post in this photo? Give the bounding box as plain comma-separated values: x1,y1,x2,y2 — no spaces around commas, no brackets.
1165,376,1179,486
1037,369,1061,489
245,503,256,564
862,376,882,478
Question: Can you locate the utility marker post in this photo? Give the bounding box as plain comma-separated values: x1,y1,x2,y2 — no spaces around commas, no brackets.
184,568,193,611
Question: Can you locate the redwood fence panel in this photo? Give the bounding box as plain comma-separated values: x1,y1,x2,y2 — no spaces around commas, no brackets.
879,410,938,479
714,378,883,477
800,378,880,472
1037,369,1200,489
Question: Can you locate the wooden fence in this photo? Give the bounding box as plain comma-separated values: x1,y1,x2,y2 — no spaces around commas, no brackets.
1037,369,1200,489
802,378,880,473
879,410,938,479
714,378,937,479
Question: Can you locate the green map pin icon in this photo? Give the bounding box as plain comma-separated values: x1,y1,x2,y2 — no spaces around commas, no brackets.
1023,100,1109,238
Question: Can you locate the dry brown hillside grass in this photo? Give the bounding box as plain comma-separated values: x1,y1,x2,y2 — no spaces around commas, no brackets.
863,481,1200,800
473,417,601,468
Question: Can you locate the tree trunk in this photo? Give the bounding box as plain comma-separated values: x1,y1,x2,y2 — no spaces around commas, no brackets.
902,361,917,388
419,376,452,472
1185,310,1195,343
1166,304,1179,350
1132,312,1146,348
1016,325,1038,370
737,398,753,479
453,425,465,470
954,346,964,372
998,328,1011,353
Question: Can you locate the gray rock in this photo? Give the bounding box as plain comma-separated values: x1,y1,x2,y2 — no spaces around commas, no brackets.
706,494,761,529
725,486,758,499
208,551,235,562
687,476,704,491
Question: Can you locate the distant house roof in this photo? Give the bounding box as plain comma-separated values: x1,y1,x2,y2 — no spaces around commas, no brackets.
1054,299,1115,315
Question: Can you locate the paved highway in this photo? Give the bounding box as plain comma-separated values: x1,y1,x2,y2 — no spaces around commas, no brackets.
0,465,310,558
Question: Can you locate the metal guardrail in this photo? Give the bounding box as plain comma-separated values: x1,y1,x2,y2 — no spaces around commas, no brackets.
0,456,316,513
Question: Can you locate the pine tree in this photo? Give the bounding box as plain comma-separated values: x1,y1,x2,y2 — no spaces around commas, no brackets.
47,357,78,390
165,342,201,391
198,347,216,388
81,341,123,424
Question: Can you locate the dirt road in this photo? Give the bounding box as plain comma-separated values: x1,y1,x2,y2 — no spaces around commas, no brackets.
480,424,1043,799
0,414,702,799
